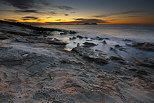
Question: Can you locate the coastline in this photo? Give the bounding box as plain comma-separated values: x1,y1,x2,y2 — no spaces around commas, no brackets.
0,21,154,103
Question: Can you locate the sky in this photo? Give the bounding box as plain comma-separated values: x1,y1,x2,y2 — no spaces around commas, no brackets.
0,0,154,24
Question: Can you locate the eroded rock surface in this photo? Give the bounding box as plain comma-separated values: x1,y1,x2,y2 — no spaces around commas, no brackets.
0,21,154,103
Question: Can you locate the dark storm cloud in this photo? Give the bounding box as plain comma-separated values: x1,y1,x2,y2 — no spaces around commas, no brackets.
75,18,85,20
3,0,35,9
93,10,142,18
16,10,39,13
1,0,74,11
22,16,39,20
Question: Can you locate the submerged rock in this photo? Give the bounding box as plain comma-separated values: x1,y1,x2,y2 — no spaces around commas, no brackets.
127,42,154,51
72,46,109,64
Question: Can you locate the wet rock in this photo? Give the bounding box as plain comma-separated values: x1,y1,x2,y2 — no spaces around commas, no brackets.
115,45,122,48
71,91,118,103
52,101,63,103
127,42,154,51
69,31,77,34
0,47,29,65
33,89,62,100
15,37,29,43
110,47,116,51
83,42,97,47
46,38,67,45
110,56,124,61
0,35,8,40
60,32,67,35
72,46,109,64
134,59,154,68
95,36,104,40
123,39,132,41
77,35,83,39
102,40,107,44
84,36,88,39
69,36,76,40
127,67,148,75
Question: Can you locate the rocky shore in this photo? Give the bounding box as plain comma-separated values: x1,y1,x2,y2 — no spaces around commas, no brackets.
0,21,154,103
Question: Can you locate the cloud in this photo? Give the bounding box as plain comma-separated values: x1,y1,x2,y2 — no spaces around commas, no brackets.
57,6,74,10
74,18,108,23
45,18,108,24
3,0,35,9
21,16,39,20
93,10,142,18
50,11,57,15
1,0,75,14
64,14,69,16
4,19,18,22
56,19,61,21
16,10,38,13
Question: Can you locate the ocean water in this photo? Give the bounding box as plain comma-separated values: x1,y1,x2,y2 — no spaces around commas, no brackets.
37,24,154,68
38,24,154,43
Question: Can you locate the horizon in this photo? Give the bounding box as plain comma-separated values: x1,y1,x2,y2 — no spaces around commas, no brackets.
0,0,154,25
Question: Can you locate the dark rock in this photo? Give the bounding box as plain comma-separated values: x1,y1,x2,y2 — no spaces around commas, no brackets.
0,93,14,103
123,39,132,41
71,91,118,103
102,40,107,44
127,67,148,75
95,36,104,40
69,37,76,40
102,38,109,40
46,38,67,45
0,47,29,65
0,35,8,40
15,37,28,43
83,42,97,47
69,31,77,34
72,46,109,64
110,56,124,61
84,37,88,39
52,101,63,103
110,47,115,51
127,42,154,51
134,59,154,68
33,89,62,100
77,35,83,39
60,32,67,35
115,45,122,48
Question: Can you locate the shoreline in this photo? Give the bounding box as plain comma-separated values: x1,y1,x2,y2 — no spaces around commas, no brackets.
0,21,154,103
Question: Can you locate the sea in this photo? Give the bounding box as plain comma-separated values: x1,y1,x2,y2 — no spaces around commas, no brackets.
38,24,154,43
